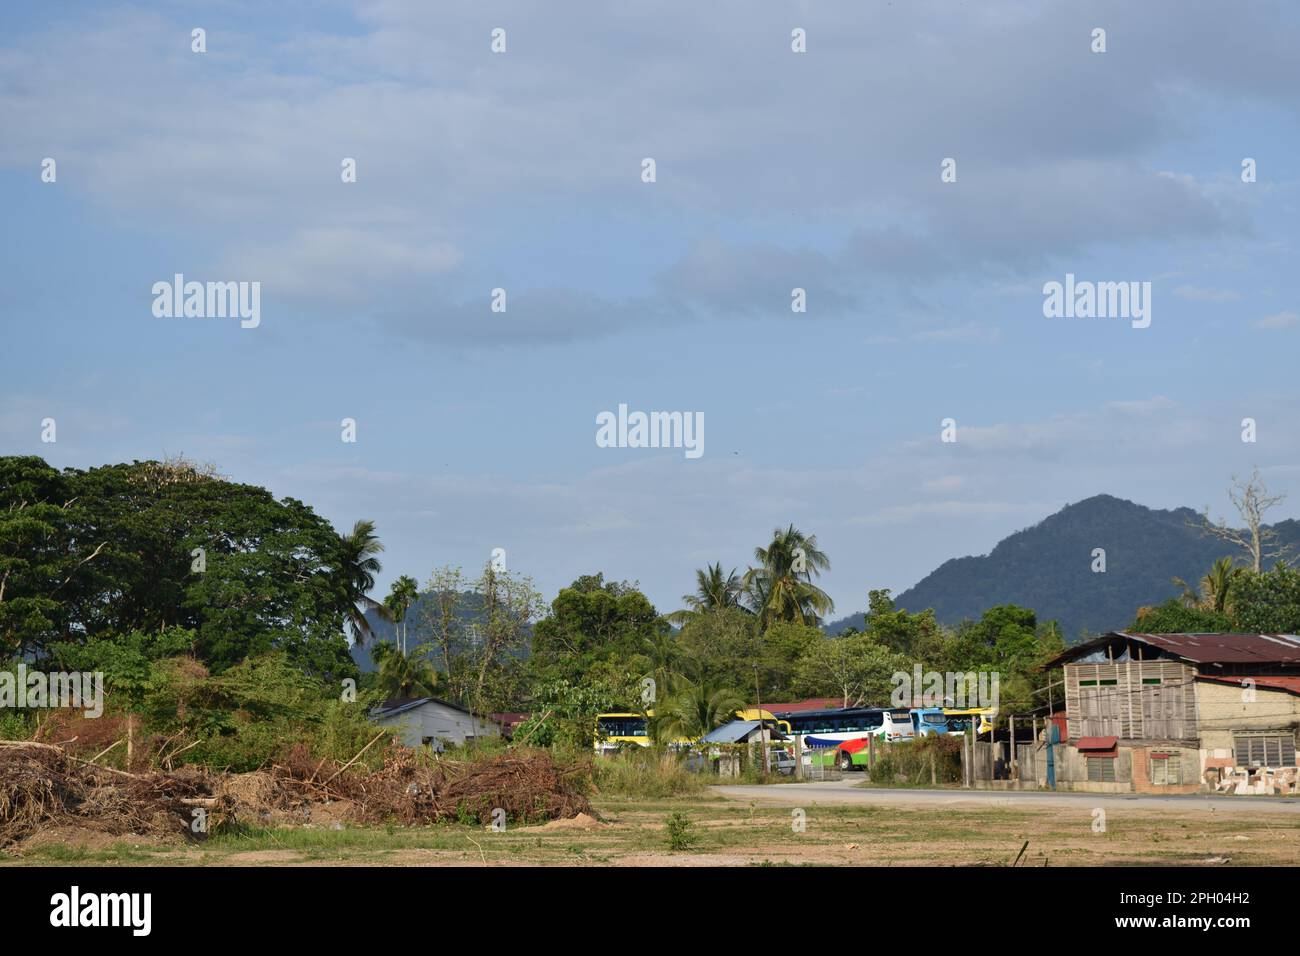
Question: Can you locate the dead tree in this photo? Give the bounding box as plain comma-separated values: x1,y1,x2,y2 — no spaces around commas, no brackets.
1194,468,1291,573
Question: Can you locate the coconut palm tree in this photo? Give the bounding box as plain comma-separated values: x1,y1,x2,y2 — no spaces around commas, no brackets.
372,642,438,699
384,574,420,655
1173,556,1247,614
743,525,834,629
338,519,387,645
640,629,685,704
654,677,746,742
666,562,747,625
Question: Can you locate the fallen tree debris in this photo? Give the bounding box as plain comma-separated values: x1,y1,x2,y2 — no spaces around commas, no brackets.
0,742,593,849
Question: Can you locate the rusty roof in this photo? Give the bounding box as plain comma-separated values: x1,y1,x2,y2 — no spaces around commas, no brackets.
1045,632,1300,668
1196,674,1300,697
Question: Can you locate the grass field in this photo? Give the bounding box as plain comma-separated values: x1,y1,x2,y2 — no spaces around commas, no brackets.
4,788,1298,866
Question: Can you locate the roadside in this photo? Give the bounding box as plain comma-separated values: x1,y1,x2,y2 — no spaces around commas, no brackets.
714,778,1300,814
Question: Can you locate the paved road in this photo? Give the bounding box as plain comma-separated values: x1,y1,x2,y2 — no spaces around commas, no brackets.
714,778,1300,814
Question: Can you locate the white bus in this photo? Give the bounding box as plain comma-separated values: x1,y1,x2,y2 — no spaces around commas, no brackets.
774,707,914,752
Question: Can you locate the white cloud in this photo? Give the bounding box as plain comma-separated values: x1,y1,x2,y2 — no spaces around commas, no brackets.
1255,310,1299,330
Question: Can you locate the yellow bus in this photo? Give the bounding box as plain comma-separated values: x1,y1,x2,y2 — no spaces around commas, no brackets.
594,712,652,753
942,707,996,735
594,708,784,754
733,708,793,735
593,712,694,754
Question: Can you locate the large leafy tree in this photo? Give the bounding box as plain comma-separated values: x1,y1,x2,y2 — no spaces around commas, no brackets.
743,525,834,629
1132,598,1234,634
0,457,81,654
1230,564,1300,633
0,455,365,678
861,588,942,657
529,573,666,686
794,632,908,707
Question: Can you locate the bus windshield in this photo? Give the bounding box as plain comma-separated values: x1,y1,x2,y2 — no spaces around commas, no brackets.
596,715,647,738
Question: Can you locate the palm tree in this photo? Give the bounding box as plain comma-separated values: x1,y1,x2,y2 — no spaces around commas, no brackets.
384,574,420,655
655,677,746,742
640,629,684,703
666,562,747,625
1173,556,1246,614
338,519,387,645
372,642,438,699
743,525,834,629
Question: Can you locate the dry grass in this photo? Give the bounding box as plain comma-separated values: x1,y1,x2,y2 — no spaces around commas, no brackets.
5,788,1298,867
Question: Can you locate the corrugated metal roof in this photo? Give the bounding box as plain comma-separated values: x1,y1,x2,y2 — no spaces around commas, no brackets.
1045,632,1300,668
700,720,788,744
1125,632,1300,663
700,720,763,743
1197,675,1300,697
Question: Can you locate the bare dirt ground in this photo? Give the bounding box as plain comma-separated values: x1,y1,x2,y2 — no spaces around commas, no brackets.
3,785,1297,866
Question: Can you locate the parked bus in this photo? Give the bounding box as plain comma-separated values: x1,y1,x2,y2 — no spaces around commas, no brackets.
775,707,914,752
593,712,651,754
942,707,995,736
593,710,740,754
910,707,950,736
733,708,793,735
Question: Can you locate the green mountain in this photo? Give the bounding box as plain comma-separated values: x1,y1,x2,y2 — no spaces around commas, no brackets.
825,494,1300,641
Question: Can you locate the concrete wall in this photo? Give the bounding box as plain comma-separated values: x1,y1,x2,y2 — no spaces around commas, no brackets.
1194,681,1300,754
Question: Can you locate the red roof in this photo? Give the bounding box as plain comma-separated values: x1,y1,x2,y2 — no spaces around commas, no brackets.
1196,675,1300,697
757,697,843,714
1077,736,1118,752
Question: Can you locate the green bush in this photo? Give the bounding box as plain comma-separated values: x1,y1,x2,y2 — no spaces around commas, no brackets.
866,734,963,786
665,811,697,852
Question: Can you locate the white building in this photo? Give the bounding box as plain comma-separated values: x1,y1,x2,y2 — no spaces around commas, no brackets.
370,697,501,751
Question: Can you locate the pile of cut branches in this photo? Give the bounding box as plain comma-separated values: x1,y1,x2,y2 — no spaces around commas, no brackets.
0,742,225,846
0,740,593,847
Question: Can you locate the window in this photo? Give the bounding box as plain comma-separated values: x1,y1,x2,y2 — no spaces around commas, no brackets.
1086,757,1117,783
1150,753,1180,785
1233,734,1297,768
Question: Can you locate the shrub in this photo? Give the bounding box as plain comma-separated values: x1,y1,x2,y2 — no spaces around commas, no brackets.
594,750,708,798
866,734,963,786
665,811,697,852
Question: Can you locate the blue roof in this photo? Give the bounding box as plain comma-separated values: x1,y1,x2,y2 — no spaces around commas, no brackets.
700,720,787,744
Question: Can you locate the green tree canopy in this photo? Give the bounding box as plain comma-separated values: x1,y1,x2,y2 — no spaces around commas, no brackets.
1,455,366,679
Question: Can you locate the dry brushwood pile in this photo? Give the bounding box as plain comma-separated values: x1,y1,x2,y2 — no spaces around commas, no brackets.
0,741,594,849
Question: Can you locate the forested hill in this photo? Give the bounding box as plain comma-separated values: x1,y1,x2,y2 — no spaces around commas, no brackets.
825,494,1300,641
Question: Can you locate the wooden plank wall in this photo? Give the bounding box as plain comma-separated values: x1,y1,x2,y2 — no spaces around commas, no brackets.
1064,661,1197,741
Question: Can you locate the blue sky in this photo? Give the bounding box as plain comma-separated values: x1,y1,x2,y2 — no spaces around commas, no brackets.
3,0,1299,620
